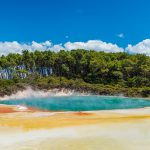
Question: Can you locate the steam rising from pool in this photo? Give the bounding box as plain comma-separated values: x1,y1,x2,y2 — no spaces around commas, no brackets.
0,88,150,111
0,87,150,111
0,87,86,100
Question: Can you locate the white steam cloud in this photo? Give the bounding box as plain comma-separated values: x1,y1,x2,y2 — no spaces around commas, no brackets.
0,87,86,100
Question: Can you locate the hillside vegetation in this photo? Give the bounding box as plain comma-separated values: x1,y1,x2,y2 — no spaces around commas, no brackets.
0,49,150,97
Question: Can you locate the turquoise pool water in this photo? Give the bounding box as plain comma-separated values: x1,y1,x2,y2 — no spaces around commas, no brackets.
1,96,150,111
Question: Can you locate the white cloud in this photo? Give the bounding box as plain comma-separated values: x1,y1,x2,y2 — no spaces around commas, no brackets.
117,33,124,38
3,39,150,56
65,35,69,39
64,40,124,53
50,44,64,52
0,40,124,55
4,39,150,56
126,39,150,56
0,41,53,55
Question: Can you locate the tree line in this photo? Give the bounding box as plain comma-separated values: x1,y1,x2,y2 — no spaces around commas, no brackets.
0,49,150,88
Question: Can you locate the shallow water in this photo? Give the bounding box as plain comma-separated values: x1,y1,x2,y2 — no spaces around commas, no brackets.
1,96,150,111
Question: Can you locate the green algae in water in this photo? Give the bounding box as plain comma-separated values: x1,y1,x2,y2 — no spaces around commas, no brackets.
1,96,150,111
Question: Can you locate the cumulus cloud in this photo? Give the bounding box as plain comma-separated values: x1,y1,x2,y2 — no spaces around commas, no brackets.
3,39,150,56
126,39,150,56
0,41,53,55
50,44,64,52
0,40,124,55
64,40,124,52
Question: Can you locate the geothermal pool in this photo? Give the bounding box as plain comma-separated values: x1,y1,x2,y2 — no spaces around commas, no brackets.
1,95,150,111
0,94,150,150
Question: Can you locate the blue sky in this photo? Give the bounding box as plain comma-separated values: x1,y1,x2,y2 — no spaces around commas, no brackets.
0,0,150,46
0,0,150,55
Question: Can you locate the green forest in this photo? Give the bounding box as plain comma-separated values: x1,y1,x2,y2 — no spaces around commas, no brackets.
1,49,150,97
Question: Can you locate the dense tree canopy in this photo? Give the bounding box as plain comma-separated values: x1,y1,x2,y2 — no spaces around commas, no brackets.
0,49,150,88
